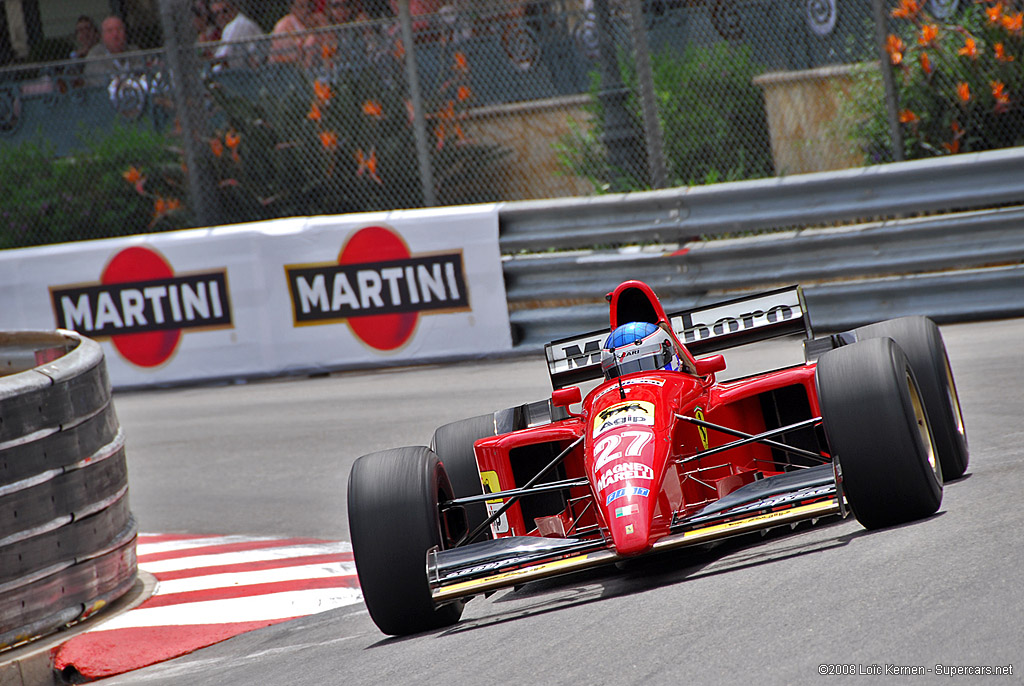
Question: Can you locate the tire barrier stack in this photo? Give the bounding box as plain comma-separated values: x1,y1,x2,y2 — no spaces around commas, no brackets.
0,331,137,651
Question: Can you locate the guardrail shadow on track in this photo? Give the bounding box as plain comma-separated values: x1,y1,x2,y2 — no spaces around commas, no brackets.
0,331,137,652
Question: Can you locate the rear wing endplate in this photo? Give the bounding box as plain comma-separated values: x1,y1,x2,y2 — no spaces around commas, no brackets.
544,286,812,389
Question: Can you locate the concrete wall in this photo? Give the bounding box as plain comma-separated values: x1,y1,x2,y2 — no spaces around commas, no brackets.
466,95,595,200
754,63,879,176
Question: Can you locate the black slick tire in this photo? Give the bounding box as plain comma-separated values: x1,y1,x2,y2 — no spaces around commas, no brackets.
816,337,943,530
853,316,968,480
431,414,497,540
347,447,463,635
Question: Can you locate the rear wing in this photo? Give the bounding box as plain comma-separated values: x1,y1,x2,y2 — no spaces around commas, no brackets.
544,286,812,389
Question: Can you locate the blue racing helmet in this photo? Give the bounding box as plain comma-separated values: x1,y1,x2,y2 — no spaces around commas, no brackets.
600,321,678,380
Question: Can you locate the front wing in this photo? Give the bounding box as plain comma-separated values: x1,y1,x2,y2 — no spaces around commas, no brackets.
429,470,841,603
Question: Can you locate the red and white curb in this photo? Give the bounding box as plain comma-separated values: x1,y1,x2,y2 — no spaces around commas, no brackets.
53,534,361,681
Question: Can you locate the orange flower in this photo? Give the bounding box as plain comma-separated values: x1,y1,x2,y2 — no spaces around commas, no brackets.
920,51,933,75
362,100,383,118
322,42,337,60
307,102,322,121
992,80,1011,112
152,196,182,225
355,147,382,185
891,0,920,19
457,85,471,102
956,81,971,103
918,24,939,46
898,109,919,124
319,130,338,151
994,42,1014,61
393,38,405,60
225,130,240,150
1001,12,1023,33
987,3,1003,24
313,80,333,103
210,137,223,158
454,51,468,72
957,36,977,59
122,166,144,185
886,34,905,65
942,139,960,154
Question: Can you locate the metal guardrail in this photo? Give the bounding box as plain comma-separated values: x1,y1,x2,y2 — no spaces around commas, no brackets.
499,147,1024,346
499,146,1024,252
0,331,137,651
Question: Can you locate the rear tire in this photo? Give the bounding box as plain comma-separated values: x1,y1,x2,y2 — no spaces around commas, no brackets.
347,447,463,635
816,338,943,530
431,414,497,540
854,316,968,480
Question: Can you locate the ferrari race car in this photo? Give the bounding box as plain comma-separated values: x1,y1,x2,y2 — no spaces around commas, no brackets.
347,281,968,636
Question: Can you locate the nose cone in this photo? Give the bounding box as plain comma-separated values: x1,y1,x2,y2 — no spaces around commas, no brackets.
588,398,660,555
605,488,654,555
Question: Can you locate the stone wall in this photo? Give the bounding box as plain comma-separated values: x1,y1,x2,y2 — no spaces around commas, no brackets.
465,95,595,200
754,63,880,176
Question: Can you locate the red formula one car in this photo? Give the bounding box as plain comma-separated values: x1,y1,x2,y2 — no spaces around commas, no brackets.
347,280,968,636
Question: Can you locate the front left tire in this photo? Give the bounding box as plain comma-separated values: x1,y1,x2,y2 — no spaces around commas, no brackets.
347,446,463,635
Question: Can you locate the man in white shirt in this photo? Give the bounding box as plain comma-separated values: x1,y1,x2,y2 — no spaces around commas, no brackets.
211,1,264,69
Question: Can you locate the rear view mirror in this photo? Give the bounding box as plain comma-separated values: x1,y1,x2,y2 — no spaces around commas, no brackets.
551,386,582,408
694,354,726,376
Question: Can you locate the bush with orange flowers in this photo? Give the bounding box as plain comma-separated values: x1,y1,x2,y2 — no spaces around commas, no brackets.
0,124,186,249
867,0,1024,159
201,37,509,222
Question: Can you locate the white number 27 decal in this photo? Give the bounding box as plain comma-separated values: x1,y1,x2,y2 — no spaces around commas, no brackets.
593,429,653,471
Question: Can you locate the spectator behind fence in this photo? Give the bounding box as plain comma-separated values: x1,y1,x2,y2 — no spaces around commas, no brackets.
193,1,221,58
321,0,371,76
70,15,100,60
84,16,144,78
211,0,263,69
270,0,327,65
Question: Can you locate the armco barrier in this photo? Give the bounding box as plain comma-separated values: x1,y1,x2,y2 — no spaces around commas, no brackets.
499,147,1024,347
0,331,136,651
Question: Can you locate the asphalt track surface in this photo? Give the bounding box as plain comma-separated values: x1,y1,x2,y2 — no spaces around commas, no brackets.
101,319,1022,685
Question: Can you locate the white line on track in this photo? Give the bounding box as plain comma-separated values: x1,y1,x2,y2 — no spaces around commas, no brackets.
136,534,295,556
95,587,364,630
139,543,353,574
153,561,357,595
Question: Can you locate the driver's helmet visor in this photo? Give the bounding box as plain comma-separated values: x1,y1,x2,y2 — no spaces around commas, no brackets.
603,344,673,379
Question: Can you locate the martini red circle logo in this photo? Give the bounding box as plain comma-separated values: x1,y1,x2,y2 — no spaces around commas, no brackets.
50,246,233,368
286,225,470,352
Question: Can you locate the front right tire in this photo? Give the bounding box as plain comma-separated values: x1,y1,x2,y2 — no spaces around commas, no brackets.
816,337,943,530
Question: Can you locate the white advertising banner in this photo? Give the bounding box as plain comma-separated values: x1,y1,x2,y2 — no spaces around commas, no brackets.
0,206,511,388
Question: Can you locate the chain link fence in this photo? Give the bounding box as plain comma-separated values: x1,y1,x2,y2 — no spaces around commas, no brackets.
0,0,1021,250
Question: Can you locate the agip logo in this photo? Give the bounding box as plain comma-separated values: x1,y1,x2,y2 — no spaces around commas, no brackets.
50,246,233,367
284,225,469,351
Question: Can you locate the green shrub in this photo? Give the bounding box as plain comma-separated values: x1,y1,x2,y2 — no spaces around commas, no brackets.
557,43,774,192
0,125,186,250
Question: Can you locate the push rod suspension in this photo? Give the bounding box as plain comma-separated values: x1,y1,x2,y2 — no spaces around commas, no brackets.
676,416,824,464
454,436,584,547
